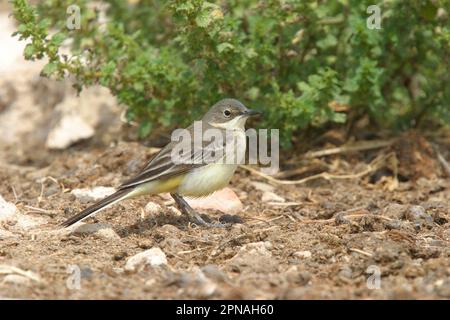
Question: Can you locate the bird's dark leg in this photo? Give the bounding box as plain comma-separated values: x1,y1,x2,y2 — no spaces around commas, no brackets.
171,193,224,228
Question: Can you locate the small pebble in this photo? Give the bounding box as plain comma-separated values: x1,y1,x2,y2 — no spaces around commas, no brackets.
262,191,285,203
144,201,162,216
125,247,167,272
71,187,116,204
293,250,312,259
405,205,432,223
71,223,119,240
0,195,17,221
2,274,31,286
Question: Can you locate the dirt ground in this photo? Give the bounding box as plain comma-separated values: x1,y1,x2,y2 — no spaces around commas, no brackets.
0,129,449,299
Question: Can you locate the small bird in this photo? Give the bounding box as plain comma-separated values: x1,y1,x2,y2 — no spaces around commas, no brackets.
61,99,260,228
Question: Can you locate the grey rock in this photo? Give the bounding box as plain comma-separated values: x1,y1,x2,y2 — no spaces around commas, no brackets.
2,274,31,286
262,191,285,203
46,114,94,149
227,242,278,273
125,247,167,272
383,203,407,220
71,223,120,240
0,195,17,221
293,250,312,259
144,201,162,216
71,187,116,204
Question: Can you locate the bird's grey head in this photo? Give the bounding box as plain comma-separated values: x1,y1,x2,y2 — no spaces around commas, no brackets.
203,98,260,130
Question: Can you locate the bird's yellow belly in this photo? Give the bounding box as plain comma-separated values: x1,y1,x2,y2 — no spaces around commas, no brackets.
127,175,185,197
177,164,238,197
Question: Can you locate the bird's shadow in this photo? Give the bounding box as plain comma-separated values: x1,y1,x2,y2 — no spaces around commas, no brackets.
113,212,191,237
112,211,241,237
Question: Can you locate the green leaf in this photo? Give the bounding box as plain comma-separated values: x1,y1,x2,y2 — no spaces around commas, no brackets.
24,43,35,59
51,32,66,46
138,121,152,138
37,18,51,30
420,1,438,21
41,62,58,76
133,82,145,92
317,34,337,49
217,42,234,53
195,11,211,28
331,112,347,123
17,24,27,33
175,2,195,12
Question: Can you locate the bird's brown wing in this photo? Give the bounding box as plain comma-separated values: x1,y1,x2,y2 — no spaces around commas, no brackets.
118,124,232,190
117,140,200,189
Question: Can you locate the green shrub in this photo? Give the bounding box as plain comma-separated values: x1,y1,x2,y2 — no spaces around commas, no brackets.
12,0,450,146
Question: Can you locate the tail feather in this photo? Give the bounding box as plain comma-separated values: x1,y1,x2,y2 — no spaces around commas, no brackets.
61,188,132,227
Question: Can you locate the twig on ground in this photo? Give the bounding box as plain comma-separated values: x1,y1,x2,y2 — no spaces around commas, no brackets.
36,176,67,203
349,248,373,257
177,247,210,255
0,265,42,282
283,213,297,222
344,213,392,221
241,152,393,185
266,201,301,206
434,147,450,176
23,205,57,217
300,206,392,224
249,215,285,225
11,186,19,203
302,139,395,159
274,162,327,179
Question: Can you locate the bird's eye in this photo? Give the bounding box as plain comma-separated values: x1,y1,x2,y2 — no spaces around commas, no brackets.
223,109,232,117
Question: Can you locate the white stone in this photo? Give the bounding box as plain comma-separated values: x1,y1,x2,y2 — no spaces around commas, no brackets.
2,274,31,286
240,242,273,255
15,214,47,230
168,206,182,216
70,222,119,239
0,196,47,231
0,195,17,221
125,247,167,272
46,114,94,149
261,191,285,203
227,241,278,273
96,228,120,240
71,186,116,203
184,268,217,298
52,85,119,129
293,250,312,259
250,181,275,193
144,201,162,215
0,265,41,283
71,222,109,235
0,229,17,240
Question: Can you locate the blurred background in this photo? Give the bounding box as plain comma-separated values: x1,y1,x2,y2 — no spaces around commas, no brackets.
5,0,449,155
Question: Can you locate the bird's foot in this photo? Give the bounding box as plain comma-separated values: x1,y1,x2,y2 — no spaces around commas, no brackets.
171,192,226,228
189,211,226,228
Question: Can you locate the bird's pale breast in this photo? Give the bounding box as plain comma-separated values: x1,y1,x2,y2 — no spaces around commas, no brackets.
177,163,238,197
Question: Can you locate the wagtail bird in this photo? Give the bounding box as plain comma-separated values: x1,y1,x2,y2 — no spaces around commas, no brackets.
61,98,260,228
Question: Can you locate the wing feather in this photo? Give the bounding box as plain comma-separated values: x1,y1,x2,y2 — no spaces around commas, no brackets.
118,125,235,189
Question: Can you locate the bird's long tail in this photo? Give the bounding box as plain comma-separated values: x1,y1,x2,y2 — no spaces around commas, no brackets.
61,188,132,227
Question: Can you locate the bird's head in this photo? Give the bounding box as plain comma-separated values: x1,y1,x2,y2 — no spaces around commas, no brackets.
203,98,261,130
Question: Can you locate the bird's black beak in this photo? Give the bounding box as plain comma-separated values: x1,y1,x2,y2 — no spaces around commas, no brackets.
242,109,262,117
